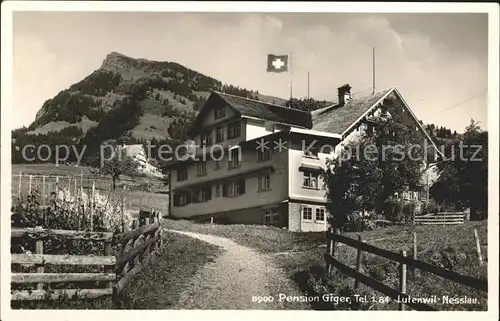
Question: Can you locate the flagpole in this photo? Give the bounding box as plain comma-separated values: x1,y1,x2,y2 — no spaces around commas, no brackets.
372,47,376,95
307,71,310,99
289,51,292,100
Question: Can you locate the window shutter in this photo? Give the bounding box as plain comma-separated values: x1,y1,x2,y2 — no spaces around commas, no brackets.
222,183,228,197
239,179,246,194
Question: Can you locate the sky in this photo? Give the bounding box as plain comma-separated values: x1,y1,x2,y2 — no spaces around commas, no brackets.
12,11,489,132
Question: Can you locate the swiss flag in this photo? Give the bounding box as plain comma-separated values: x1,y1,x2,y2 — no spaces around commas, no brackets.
267,54,288,73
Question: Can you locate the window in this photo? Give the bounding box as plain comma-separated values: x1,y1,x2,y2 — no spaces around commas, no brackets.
214,106,226,119
303,171,319,189
302,207,313,220
257,148,271,162
258,174,271,191
201,131,212,146
213,150,222,169
350,145,359,161
264,208,279,224
193,186,212,203
173,191,191,207
367,123,374,135
177,168,188,181
315,208,325,221
228,148,241,168
215,184,222,197
196,161,207,176
216,127,224,143
303,145,318,158
222,179,246,197
227,121,241,139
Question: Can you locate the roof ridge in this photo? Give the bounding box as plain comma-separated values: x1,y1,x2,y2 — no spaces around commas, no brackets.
213,90,310,115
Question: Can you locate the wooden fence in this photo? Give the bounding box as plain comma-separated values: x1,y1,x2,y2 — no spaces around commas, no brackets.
11,228,116,301
12,172,165,200
11,209,164,305
325,229,487,311
114,210,163,294
413,212,465,225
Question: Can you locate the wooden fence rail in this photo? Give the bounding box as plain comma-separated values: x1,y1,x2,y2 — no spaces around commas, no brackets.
11,208,165,306
325,229,487,311
11,228,116,302
413,212,465,225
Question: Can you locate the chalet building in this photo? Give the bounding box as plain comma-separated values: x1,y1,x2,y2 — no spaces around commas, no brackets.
166,84,441,232
121,144,162,178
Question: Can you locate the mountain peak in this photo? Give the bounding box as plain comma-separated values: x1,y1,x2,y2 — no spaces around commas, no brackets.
101,51,138,72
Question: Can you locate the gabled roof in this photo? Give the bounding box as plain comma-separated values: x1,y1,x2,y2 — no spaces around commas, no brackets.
311,87,443,158
187,91,311,136
186,88,442,158
312,88,393,135
216,92,312,128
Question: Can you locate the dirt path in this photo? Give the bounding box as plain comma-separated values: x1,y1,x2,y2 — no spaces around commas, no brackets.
166,229,310,310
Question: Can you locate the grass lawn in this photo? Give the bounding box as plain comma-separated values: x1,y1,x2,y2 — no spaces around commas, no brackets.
114,190,169,215
162,218,488,311
115,231,223,309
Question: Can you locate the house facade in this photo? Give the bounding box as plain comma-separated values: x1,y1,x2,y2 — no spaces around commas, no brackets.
167,85,441,232
122,144,163,178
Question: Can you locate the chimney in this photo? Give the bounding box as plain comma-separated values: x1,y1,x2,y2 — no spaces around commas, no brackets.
337,84,352,106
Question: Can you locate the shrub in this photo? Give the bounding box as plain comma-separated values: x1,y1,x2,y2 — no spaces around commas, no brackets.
381,198,405,223
342,214,376,232
420,199,441,215
401,201,419,223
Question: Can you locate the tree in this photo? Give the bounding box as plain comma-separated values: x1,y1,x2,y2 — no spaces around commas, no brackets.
284,97,329,112
322,118,426,228
430,119,488,219
89,142,139,190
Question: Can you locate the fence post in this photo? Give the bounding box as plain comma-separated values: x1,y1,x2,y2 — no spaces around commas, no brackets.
18,171,22,197
142,217,150,263
332,228,339,258
157,212,163,248
473,229,483,266
120,195,125,233
90,181,95,231
104,239,113,289
413,232,419,277
36,240,44,290
326,227,335,275
398,250,407,311
354,235,363,289
42,176,46,206
28,175,32,195
132,219,140,267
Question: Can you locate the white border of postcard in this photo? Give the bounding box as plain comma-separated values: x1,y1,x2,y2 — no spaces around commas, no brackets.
1,2,499,321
